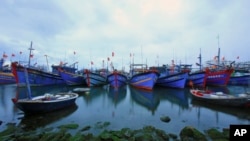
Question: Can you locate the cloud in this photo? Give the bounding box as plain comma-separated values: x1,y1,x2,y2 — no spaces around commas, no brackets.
1,0,250,71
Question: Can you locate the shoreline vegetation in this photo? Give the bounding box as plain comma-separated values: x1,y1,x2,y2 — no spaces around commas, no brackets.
0,121,229,141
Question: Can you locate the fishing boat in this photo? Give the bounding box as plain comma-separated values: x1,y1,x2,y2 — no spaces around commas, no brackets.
11,67,78,113
129,64,159,90
183,50,208,88
0,58,16,84
228,62,250,85
156,72,188,89
57,62,86,86
190,89,250,108
228,71,250,85
11,42,66,86
83,69,107,87
205,46,234,86
12,92,78,113
107,70,128,88
150,65,188,89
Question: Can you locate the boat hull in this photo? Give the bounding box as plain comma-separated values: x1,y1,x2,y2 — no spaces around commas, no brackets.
0,72,16,84
228,75,250,85
156,72,188,89
11,62,65,87
190,89,250,108
187,71,207,87
13,93,78,113
107,72,127,88
206,69,233,86
129,71,159,90
59,70,86,86
83,70,107,87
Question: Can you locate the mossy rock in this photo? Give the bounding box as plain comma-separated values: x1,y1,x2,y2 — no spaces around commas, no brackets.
206,128,229,141
160,116,171,123
180,126,207,141
58,123,79,129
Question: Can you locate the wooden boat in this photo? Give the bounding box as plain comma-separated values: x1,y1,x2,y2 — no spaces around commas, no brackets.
190,89,250,108
107,70,128,88
12,92,78,113
129,64,159,90
73,87,90,94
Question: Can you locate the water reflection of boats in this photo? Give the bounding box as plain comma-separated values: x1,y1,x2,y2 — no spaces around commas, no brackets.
191,100,250,120
81,86,107,105
107,85,127,107
130,86,160,114
155,86,189,109
18,104,78,130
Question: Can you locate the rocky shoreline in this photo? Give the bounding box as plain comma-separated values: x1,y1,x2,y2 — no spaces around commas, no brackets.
0,121,229,141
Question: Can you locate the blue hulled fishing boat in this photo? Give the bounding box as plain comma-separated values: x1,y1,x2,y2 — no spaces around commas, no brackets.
83,69,107,87
57,62,86,86
150,65,188,89
107,70,128,88
228,62,250,85
129,64,159,90
11,42,65,87
156,71,188,89
0,58,16,84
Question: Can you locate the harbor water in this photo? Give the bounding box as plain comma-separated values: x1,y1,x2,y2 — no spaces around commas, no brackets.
0,84,250,135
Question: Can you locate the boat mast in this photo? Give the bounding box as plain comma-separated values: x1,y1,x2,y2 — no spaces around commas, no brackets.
198,48,202,70
28,41,34,67
217,35,220,66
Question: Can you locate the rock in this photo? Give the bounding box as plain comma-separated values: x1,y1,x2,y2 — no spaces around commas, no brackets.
160,116,171,123
180,126,207,141
206,128,229,140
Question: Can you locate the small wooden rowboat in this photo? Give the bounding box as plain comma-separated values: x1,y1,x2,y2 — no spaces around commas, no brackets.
190,89,250,108
12,92,78,113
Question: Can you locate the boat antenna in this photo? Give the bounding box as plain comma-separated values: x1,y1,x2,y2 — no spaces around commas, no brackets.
198,48,202,70
28,41,34,67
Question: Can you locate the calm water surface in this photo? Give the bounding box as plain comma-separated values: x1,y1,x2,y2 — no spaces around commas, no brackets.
0,84,250,135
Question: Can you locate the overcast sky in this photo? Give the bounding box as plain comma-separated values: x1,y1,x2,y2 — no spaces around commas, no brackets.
1,0,249,71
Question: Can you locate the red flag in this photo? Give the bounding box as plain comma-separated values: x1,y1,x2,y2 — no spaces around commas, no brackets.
112,52,114,57
221,56,225,61
12,53,15,57
30,54,34,58
3,53,8,58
